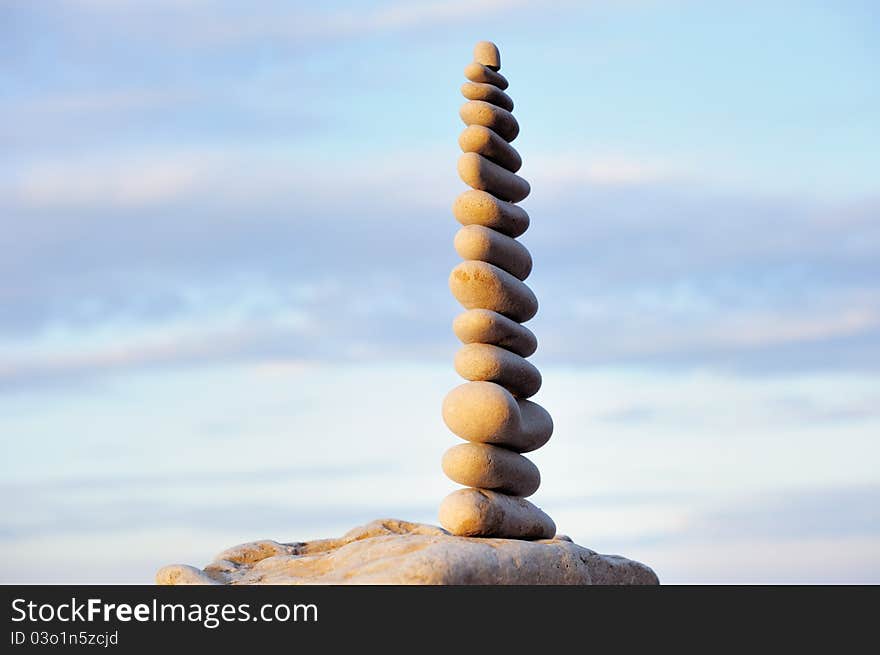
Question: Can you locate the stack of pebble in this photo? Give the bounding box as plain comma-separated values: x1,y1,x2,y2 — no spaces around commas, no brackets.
439,41,556,540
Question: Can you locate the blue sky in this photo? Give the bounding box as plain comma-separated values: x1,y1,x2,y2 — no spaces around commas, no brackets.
1,0,879,583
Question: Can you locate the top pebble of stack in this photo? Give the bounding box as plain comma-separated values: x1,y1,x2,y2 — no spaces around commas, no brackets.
474,41,501,70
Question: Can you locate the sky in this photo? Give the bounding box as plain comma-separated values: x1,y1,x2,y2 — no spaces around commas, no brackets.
1,0,879,583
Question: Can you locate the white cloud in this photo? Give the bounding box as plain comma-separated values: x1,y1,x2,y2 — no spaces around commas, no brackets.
710,309,880,348
4,145,456,212
557,294,880,361
14,89,196,116
0,317,310,388
2,145,692,219
529,152,683,187
523,151,695,194
11,151,222,209
2,142,878,378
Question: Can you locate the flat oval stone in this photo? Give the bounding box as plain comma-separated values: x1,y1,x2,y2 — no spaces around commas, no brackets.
473,41,501,70
449,260,537,322
461,82,514,112
459,125,522,173
458,153,530,203
453,190,529,237
442,381,553,452
454,343,542,398
459,100,519,142
464,62,508,90
439,488,555,539
454,225,532,280
453,309,538,357
442,442,540,497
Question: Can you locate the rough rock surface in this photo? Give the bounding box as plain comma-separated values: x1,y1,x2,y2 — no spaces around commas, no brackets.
156,519,659,585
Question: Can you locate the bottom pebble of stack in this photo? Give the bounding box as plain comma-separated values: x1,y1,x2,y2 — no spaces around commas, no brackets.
439,487,556,539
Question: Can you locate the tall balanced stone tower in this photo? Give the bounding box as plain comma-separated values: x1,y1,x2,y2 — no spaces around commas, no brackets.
157,39,659,586
439,41,556,540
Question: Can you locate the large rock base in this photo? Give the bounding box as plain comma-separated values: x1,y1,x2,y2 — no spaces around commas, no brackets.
156,519,659,585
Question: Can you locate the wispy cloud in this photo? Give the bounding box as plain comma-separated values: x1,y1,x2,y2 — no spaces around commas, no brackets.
13,88,197,116
3,146,453,211
0,304,318,391
1,142,878,384
707,308,880,348
11,151,219,209
690,485,880,542
529,152,687,188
